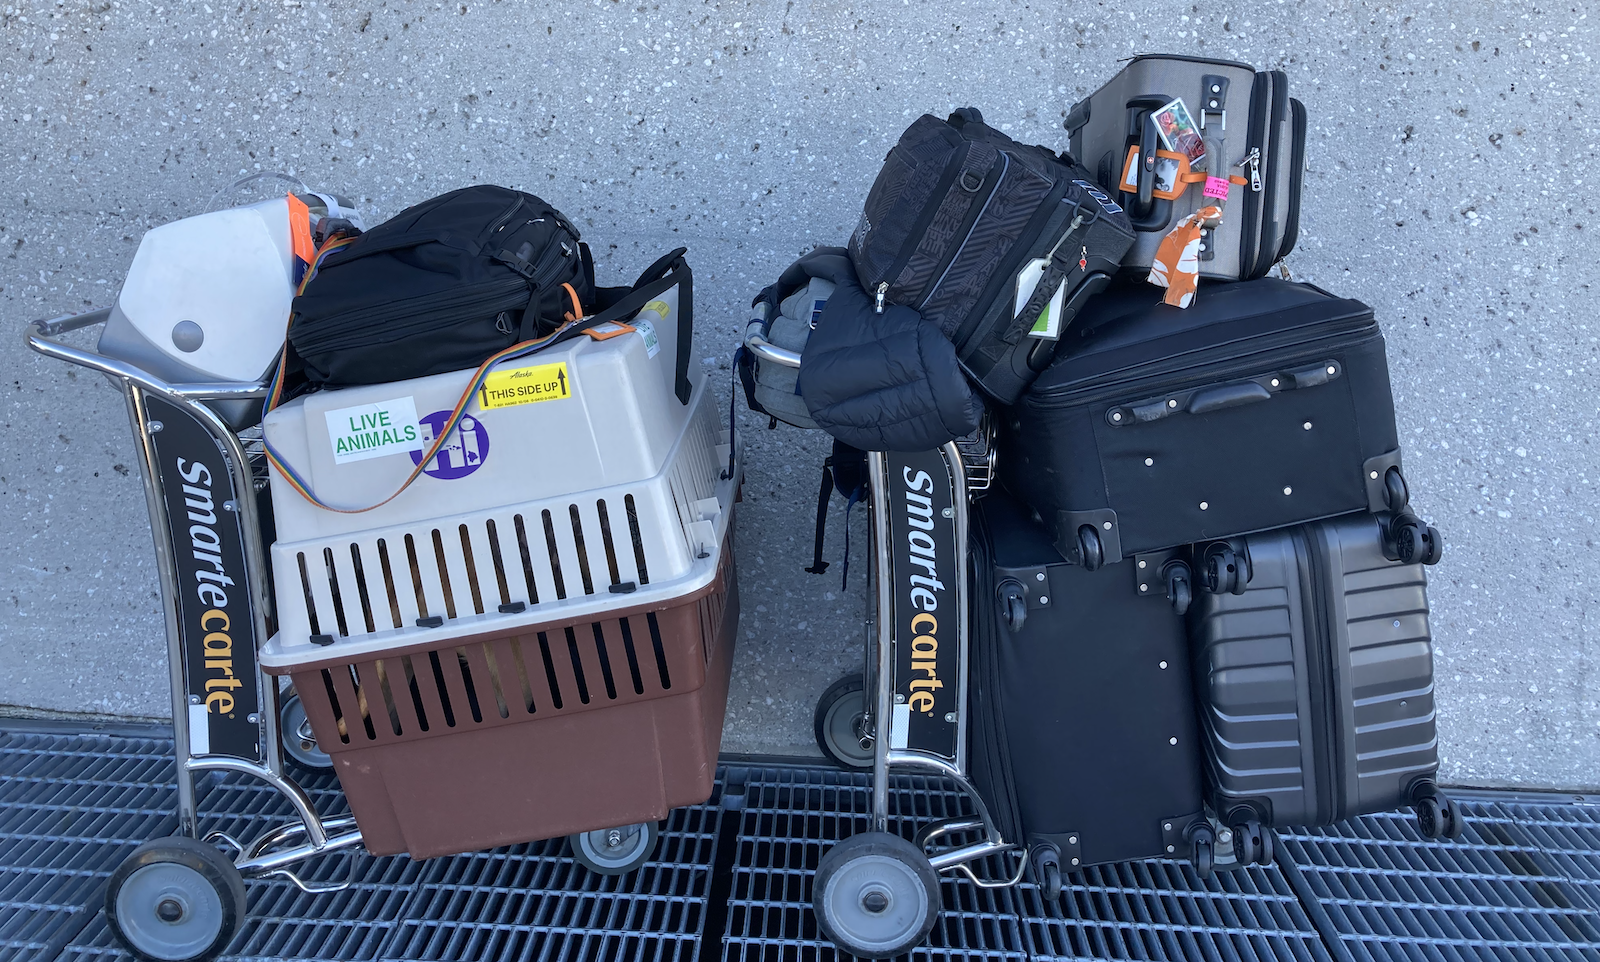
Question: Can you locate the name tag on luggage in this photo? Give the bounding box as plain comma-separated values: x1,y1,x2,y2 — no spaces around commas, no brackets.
1016,258,1067,339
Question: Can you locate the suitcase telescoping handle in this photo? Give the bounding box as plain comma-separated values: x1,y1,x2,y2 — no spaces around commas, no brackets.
1124,96,1176,233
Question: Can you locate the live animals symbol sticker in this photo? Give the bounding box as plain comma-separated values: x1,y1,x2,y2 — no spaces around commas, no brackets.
479,361,573,410
410,410,490,480
326,397,423,465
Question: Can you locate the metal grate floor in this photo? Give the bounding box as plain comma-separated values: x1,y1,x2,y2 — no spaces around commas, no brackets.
3,721,1600,962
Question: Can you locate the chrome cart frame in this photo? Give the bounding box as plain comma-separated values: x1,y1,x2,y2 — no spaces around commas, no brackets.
746,311,1023,957
26,309,366,887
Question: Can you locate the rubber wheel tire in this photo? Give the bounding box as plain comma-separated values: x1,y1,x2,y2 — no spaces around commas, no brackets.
1205,546,1239,595
105,836,246,962
1439,794,1464,840
1415,795,1445,840
280,690,333,771
570,822,659,876
814,675,873,770
1077,525,1104,572
1231,549,1253,595
1394,520,1423,566
1419,525,1444,566
813,832,941,959
1192,837,1214,879
1257,827,1275,866
1040,859,1063,902
1231,823,1258,867
1385,467,1410,512
1168,575,1192,617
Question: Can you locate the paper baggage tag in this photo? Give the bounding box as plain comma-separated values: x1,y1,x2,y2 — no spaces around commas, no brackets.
1016,258,1067,339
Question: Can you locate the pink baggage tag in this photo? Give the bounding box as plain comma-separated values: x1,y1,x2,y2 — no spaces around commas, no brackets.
1203,176,1231,200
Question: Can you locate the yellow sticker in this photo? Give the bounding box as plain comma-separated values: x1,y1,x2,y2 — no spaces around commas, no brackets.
479,362,572,409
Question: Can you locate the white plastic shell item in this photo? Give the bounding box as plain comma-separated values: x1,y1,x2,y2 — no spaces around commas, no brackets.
99,196,300,385
259,287,740,671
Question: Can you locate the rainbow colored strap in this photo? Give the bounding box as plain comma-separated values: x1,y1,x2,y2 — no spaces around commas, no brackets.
261,233,575,515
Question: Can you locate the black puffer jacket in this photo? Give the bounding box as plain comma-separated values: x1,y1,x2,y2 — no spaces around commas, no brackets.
796,253,981,452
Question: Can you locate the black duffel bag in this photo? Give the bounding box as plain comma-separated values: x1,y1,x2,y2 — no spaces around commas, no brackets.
288,185,595,386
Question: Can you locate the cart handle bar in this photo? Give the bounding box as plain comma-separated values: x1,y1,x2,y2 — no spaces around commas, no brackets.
25,309,271,400
742,302,802,370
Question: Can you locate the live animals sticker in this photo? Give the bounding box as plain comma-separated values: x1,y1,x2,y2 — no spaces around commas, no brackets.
479,362,573,409
326,397,422,464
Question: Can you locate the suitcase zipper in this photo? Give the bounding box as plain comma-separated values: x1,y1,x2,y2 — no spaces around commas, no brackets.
918,152,1012,311
1298,527,1339,824
1236,75,1271,278
1025,313,1376,408
1278,99,1308,261
1250,71,1290,277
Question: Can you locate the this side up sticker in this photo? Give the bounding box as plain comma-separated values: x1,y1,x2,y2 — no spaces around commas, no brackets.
479,362,573,410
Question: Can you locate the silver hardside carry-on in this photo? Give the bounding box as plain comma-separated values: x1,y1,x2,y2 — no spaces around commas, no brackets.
1065,55,1306,281
1189,512,1462,866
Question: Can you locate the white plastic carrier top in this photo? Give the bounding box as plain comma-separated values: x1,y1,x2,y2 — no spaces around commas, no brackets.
259,285,738,671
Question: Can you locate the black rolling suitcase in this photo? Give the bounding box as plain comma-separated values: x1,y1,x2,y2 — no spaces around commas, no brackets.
849,108,1135,404
969,491,1217,893
999,278,1410,569
1065,55,1305,281
1189,512,1463,850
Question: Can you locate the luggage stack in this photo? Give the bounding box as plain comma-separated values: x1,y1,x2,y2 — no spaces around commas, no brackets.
766,54,1456,903
965,57,1456,883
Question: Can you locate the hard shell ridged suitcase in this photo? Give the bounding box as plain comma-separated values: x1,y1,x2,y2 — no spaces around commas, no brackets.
998,278,1403,568
1189,513,1454,838
969,492,1208,879
849,108,1135,404
1065,55,1306,281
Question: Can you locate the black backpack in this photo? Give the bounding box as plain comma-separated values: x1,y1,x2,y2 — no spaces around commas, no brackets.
288,185,595,386
849,108,1135,404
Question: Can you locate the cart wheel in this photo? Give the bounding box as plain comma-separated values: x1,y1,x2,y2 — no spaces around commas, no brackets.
280,691,332,771
105,836,246,962
814,675,874,770
1384,467,1410,512
813,832,941,960
570,821,659,876
1077,525,1103,572
1415,794,1445,840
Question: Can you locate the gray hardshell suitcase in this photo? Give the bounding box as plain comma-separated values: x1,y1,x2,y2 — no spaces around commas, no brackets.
1065,55,1305,282
1190,513,1463,852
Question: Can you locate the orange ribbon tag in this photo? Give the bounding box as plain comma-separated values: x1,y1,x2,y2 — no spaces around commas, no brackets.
1147,205,1223,309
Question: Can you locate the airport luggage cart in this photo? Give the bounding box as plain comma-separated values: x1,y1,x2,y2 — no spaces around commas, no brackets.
745,320,1021,960
29,304,740,962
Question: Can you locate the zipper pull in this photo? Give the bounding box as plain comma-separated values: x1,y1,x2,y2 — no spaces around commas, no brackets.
1235,147,1262,192
874,281,888,314
1078,246,1089,271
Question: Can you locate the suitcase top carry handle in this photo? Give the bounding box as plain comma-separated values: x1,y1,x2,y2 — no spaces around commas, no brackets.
1124,98,1176,233
1105,359,1342,426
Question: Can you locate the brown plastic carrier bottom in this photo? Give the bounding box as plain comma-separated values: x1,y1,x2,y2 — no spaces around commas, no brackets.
269,536,737,860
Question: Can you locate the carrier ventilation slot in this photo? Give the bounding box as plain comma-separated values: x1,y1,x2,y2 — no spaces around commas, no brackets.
312,611,680,744
291,490,690,645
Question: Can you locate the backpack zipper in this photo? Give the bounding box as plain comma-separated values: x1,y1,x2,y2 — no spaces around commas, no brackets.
293,275,533,352
874,282,888,314
877,136,977,291
918,152,1012,311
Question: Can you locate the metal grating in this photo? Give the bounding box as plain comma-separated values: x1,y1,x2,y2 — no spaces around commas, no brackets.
374,798,722,961
1280,795,1600,962
7,723,1600,962
0,730,177,962
1016,860,1331,962
718,763,1029,961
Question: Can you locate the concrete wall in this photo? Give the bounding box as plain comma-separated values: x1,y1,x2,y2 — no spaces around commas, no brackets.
2,0,1596,788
